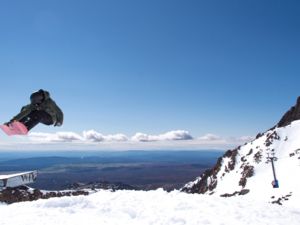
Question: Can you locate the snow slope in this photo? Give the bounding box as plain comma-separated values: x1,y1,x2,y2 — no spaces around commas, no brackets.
183,120,300,206
0,189,299,225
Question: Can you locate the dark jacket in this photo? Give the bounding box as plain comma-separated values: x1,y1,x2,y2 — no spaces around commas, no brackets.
12,90,64,126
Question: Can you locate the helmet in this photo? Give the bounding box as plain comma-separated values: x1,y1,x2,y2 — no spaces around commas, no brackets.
30,90,45,105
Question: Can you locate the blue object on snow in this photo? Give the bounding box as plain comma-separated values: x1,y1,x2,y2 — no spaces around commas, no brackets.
272,180,279,188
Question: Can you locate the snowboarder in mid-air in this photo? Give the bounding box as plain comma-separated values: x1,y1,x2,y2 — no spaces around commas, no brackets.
1,89,63,135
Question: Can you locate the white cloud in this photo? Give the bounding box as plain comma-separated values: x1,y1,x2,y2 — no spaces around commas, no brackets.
5,130,255,151
83,130,128,142
29,130,128,143
131,133,150,142
29,132,83,142
198,133,222,141
197,133,254,145
56,132,83,142
82,130,104,142
131,130,193,142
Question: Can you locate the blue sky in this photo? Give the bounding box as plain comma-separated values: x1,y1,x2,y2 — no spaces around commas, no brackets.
0,0,299,150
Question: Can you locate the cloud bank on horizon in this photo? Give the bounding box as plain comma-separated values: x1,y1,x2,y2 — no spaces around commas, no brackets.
28,130,194,143
0,129,254,151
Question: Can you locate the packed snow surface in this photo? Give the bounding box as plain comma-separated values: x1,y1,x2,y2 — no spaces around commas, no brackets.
0,189,299,225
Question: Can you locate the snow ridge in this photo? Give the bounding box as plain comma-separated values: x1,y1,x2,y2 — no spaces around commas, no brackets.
182,120,300,205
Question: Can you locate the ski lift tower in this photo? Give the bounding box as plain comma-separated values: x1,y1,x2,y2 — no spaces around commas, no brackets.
266,152,279,188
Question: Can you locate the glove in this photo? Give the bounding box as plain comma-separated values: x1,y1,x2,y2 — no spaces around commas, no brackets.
54,122,62,127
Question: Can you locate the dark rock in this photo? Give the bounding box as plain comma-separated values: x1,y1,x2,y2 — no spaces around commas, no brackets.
265,131,280,147
256,133,263,139
225,149,238,171
277,96,300,127
239,189,250,195
0,186,89,204
270,193,292,205
271,198,283,205
181,157,222,194
239,165,254,188
220,189,250,197
246,149,253,156
254,151,262,163
220,192,236,197
181,148,238,194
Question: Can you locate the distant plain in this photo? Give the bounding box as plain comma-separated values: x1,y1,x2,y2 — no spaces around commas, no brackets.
0,150,223,190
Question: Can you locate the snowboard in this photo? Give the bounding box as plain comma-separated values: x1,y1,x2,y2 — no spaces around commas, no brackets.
0,121,28,136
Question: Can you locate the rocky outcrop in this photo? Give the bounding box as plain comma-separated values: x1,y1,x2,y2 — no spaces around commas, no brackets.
220,189,250,197
270,193,293,206
182,96,300,196
0,180,140,204
265,131,280,147
239,165,254,188
181,148,238,194
0,186,89,204
277,96,300,127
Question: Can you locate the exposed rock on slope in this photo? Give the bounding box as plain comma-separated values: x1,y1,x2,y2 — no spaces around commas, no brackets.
182,97,300,204
278,96,300,127
0,186,88,204
0,181,139,204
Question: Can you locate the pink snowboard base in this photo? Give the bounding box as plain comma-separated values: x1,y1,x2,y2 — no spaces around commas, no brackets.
0,121,28,136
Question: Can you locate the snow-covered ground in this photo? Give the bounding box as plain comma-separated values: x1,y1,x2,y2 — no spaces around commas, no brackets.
2,104,300,225
0,189,299,225
184,120,300,206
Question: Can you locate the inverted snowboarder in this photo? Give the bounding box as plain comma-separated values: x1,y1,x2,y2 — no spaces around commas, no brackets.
0,89,63,135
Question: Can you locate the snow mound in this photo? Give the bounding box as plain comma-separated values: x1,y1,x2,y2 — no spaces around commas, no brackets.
0,189,299,225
